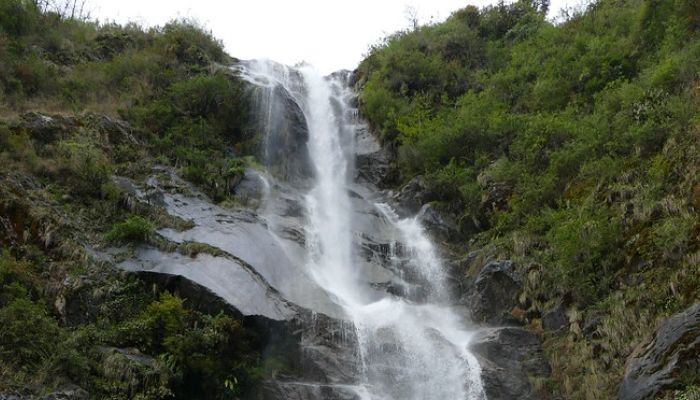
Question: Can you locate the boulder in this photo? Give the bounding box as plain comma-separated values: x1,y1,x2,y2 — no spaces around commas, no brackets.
542,300,569,333
354,125,390,188
54,275,99,326
470,260,523,325
618,303,700,400
416,203,460,242
12,112,77,145
233,169,269,207
582,312,603,340
480,181,512,212
82,112,138,145
393,175,429,216
470,327,550,400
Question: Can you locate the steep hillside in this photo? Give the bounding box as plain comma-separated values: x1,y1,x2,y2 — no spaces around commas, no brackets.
356,0,700,398
0,2,265,399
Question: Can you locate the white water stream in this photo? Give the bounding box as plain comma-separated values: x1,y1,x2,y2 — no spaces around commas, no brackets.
240,60,485,400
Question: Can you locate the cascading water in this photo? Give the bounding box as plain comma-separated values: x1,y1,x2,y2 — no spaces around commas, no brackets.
239,59,485,400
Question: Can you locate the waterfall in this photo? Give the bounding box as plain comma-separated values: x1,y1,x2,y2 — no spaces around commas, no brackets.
239,59,485,400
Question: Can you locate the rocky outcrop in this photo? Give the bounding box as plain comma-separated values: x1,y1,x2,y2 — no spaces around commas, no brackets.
354,125,390,188
542,300,569,334
470,260,523,325
11,112,78,145
242,63,314,183
618,303,700,400
393,175,430,216
264,84,313,181
0,385,88,400
104,169,366,398
82,112,138,145
470,327,551,400
232,169,269,208
256,382,360,400
10,112,138,148
416,203,460,242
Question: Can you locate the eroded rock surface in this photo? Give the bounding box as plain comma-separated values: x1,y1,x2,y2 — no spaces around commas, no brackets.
619,303,700,400
470,260,523,325
470,327,550,400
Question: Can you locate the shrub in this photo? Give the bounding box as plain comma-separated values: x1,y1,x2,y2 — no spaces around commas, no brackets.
106,216,154,244
157,19,225,64
55,140,111,197
0,298,62,368
0,0,39,36
0,252,36,306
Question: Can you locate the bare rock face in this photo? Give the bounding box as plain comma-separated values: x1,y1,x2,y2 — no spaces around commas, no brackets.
618,303,700,400
256,382,360,400
12,112,78,145
470,260,523,325
393,175,430,216
542,300,569,334
11,112,139,150
354,125,390,188
470,327,551,400
416,203,460,242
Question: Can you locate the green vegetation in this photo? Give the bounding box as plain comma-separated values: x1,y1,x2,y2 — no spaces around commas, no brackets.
106,216,154,244
0,0,253,202
358,0,700,397
0,2,263,398
0,252,260,399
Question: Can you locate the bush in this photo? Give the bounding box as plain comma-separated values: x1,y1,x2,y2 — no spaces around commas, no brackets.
55,140,111,197
0,0,39,36
106,216,154,244
0,298,62,368
157,19,225,64
0,252,36,306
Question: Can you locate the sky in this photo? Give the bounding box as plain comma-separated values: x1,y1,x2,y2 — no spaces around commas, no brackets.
87,0,585,73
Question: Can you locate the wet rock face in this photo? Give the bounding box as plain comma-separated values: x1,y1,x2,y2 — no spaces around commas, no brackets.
247,312,361,400
470,260,523,325
416,203,460,242
470,327,551,400
256,382,360,400
248,82,314,183
354,125,390,188
233,169,268,207
619,303,700,400
393,175,430,216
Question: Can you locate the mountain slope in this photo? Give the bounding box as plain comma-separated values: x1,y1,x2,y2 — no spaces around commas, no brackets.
356,0,700,398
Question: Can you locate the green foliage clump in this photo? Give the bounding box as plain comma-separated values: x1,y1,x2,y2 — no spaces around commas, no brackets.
125,72,252,201
0,297,63,368
106,216,154,244
0,252,90,391
0,247,262,399
0,251,36,305
0,0,39,36
111,292,260,399
53,140,112,197
157,19,226,65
